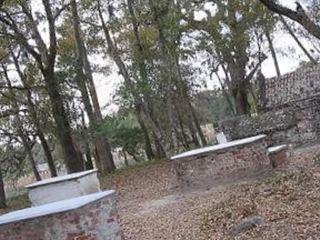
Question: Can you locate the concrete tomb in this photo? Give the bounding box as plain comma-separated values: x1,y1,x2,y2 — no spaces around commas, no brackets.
0,191,122,240
26,169,100,206
170,135,270,188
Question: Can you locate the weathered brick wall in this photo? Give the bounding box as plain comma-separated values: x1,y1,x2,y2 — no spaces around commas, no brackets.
220,97,320,147
219,66,320,147
265,65,320,109
171,138,270,189
0,193,121,240
219,108,298,144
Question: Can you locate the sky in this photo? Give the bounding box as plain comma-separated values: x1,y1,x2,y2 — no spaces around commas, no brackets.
29,0,318,115
95,0,314,114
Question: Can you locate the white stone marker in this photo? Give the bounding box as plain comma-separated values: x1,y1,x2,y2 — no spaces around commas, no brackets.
216,132,228,144
25,169,100,206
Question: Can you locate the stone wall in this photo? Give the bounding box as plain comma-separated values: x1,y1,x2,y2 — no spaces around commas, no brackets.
171,137,270,189
265,65,320,109
0,191,121,240
219,66,320,147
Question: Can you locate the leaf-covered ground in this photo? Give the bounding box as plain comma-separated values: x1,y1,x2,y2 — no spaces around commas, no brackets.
101,144,320,239
2,144,320,239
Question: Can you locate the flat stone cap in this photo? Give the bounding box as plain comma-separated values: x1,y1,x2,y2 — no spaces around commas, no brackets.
0,190,115,226
171,134,267,160
25,169,98,189
268,144,287,154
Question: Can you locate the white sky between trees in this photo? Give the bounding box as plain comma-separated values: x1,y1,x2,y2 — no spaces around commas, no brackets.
28,0,317,115
95,0,315,114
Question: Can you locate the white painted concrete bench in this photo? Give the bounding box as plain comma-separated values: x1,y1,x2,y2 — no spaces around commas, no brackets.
0,191,122,240
26,169,100,206
268,144,288,168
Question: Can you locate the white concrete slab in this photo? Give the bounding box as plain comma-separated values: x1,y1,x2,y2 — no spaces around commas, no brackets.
268,144,287,154
26,169,98,189
171,134,267,160
0,190,115,226
26,170,101,206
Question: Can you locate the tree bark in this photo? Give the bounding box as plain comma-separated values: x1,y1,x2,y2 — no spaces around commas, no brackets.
259,0,320,40
81,112,94,170
215,71,235,114
0,1,83,173
44,69,84,173
174,54,207,146
37,131,57,177
71,0,115,172
2,65,42,181
0,166,6,209
265,29,281,77
10,50,58,177
98,0,166,157
138,117,155,160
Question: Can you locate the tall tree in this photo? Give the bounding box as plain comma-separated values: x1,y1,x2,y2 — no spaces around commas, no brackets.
0,1,83,173
70,0,115,172
190,0,269,114
1,65,41,181
10,49,58,177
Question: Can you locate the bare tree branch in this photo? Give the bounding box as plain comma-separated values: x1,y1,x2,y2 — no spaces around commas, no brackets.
259,0,320,40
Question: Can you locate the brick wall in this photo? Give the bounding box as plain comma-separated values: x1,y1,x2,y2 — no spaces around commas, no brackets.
264,65,320,109
171,137,270,189
219,66,320,147
0,193,121,240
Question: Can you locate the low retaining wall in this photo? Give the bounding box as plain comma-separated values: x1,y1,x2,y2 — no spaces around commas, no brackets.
170,135,270,189
219,66,320,147
219,97,320,147
0,191,121,240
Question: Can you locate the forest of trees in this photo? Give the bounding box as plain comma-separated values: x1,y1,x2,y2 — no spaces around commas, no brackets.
0,0,319,207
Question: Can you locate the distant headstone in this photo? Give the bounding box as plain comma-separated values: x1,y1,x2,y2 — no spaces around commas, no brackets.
216,132,228,144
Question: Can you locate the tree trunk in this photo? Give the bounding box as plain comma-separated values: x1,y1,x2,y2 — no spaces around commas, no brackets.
26,90,57,177
98,0,164,157
44,69,84,173
23,135,41,181
1,0,82,174
81,112,94,170
265,29,281,77
71,0,115,172
175,106,190,149
84,143,94,170
174,53,207,146
259,0,320,40
215,71,236,115
280,16,317,64
0,167,6,209
2,66,42,181
138,116,155,160
233,84,250,115
153,132,166,159
10,50,58,177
